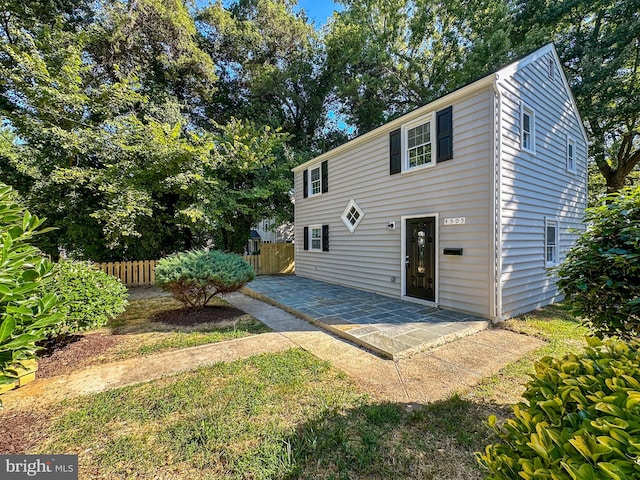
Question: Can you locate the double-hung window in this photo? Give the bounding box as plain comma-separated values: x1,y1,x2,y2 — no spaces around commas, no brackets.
310,226,322,251
310,166,321,195
545,219,559,267
304,225,329,252
303,160,328,198
521,103,535,154
405,118,434,170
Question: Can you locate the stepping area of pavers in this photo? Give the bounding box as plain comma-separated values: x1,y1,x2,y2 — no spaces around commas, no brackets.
243,276,490,359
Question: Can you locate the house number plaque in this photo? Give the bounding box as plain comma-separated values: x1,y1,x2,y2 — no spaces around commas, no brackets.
444,217,465,225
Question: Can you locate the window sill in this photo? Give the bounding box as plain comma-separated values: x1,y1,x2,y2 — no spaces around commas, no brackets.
400,162,437,175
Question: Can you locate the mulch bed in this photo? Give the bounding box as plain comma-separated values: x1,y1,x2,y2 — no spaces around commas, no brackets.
150,305,249,326
36,333,123,380
0,410,51,454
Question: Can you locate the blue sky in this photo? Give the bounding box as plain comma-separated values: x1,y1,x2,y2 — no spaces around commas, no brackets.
294,0,343,26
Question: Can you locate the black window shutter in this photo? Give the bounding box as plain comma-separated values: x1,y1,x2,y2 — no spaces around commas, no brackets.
322,225,329,252
436,106,453,162
321,160,328,193
303,170,308,198
389,129,401,174
303,226,309,250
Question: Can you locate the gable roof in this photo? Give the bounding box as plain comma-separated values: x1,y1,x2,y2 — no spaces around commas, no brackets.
293,43,587,173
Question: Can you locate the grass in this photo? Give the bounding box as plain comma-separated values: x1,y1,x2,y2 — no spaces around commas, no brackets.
465,303,589,404
29,304,592,479
95,295,270,362
37,348,501,480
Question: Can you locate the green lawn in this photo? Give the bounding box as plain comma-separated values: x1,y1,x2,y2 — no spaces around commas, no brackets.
81,296,270,366
33,304,589,479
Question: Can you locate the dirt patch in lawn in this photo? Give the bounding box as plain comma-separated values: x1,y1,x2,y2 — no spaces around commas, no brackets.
150,305,248,327
37,333,123,379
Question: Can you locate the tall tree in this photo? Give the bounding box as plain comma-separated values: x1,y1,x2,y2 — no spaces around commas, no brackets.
326,0,513,133
0,0,292,260
197,0,341,152
512,0,640,193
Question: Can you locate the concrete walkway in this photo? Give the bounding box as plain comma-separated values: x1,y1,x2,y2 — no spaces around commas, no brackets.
1,292,543,412
244,276,489,359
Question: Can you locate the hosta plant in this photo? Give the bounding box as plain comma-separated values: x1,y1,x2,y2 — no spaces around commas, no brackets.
0,184,61,398
478,337,640,479
43,260,128,339
155,249,255,307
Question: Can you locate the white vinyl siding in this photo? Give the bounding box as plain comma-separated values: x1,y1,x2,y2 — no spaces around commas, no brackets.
295,89,494,318
499,53,587,318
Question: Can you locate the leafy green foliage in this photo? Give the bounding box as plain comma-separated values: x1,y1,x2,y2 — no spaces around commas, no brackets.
44,260,128,337
326,0,512,133
155,249,255,307
556,187,640,339
0,0,292,261
0,183,61,393
479,337,640,480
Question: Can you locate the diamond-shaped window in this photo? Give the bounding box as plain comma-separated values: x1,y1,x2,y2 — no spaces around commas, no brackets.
341,199,364,233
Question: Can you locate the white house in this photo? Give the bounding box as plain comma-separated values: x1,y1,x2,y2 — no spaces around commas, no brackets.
246,218,294,254
292,44,588,321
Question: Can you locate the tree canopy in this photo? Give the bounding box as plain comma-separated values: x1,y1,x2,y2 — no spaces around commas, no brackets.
0,0,637,260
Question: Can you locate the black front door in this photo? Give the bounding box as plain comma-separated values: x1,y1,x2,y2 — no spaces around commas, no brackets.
406,217,436,301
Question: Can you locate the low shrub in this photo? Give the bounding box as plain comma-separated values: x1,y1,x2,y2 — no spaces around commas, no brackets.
556,186,640,338
155,249,255,307
44,260,128,338
0,184,62,397
478,337,640,479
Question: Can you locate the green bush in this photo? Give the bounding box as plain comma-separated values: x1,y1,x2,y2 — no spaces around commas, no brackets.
0,183,62,394
155,249,255,307
556,186,640,339
44,260,128,337
478,337,640,480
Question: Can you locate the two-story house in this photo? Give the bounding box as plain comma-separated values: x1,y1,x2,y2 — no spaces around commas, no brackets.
292,44,588,321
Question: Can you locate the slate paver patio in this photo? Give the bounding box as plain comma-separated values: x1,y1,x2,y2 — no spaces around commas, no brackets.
243,276,489,359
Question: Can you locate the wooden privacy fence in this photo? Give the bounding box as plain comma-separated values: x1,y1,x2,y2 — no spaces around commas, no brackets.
242,243,295,276
95,243,295,287
96,260,159,288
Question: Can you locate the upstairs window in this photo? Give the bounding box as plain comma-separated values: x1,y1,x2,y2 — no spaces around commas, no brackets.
302,160,328,198
310,166,321,195
390,106,452,175
406,120,433,169
520,103,535,154
567,137,577,173
545,219,558,267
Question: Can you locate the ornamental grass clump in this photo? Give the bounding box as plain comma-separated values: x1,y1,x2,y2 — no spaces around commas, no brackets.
478,337,640,480
155,249,255,307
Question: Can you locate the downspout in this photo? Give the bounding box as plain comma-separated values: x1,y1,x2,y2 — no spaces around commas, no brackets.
491,77,503,322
